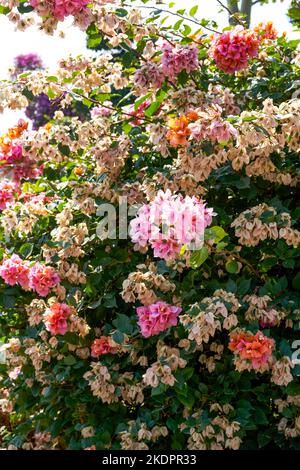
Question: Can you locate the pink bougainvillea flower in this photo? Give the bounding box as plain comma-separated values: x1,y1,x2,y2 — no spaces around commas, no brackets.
0,180,17,210
209,120,239,143
137,301,182,338
30,0,89,21
29,263,61,297
161,42,199,79
208,26,260,74
91,102,113,118
44,303,72,335
130,189,214,262
0,254,30,289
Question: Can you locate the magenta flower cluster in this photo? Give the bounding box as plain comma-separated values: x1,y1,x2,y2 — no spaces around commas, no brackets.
0,180,17,211
30,0,88,21
136,301,182,338
14,53,43,74
208,26,260,74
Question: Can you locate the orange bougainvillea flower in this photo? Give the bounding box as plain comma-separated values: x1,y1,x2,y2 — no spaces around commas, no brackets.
74,166,85,176
229,330,275,369
7,119,28,139
44,123,52,132
0,136,12,154
166,111,199,147
0,119,28,155
228,330,252,352
254,22,278,41
188,31,204,44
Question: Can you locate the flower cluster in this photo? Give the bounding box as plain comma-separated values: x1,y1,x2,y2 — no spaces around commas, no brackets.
43,303,71,335
13,53,43,74
0,256,60,297
229,330,275,371
91,336,119,357
209,26,260,74
0,119,28,159
166,111,198,147
244,294,286,328
30,0,89,21
28,263,61,297
136,301,182,338
91,102,113,118
134,62,165,94
254,21,279,42
0,254,30,289
0,119,43,183
161,42,199,79
0,180,17,211
180,290,240,346
130,189,214,262
187,406,241,450
167,106,238,147
231,204,300,248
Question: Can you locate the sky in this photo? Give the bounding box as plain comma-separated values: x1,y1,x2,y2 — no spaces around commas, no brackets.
0,0,298,132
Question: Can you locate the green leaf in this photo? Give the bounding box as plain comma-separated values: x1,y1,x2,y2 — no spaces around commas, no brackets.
182,24,192,36
283,259,295,269
47,76,58,83
205,226,228,243
47,88,57,100
285,382,300,396
166,418,177,432
144,101,161,117
0,5,10,14
189,5,198,16
88,298,102,309
64,355,77,366
288,7,300,20
134,93,151,111
58,144,71,156
292,272,300,291
112,331,124,344
257,431,272,448
112,314,133,334
19,243,34,259
238,279,251,295
17,4,34,13
235,177,250,189
225,260,239,274
177,392,195,409
174,19,184,30
82,98,93,108
151,383,167,396
103,293,117,308
189,246,209,269
254,408,269,426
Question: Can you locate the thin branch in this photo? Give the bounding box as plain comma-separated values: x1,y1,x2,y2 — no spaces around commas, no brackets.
69,89,154,123
216,0,245,26
211,246,264,280
123,3,220,34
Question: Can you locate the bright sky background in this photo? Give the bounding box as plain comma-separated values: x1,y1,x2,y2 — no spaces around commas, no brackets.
0,0,298,132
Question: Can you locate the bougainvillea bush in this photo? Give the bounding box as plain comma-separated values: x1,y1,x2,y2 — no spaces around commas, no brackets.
0,0,299,451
